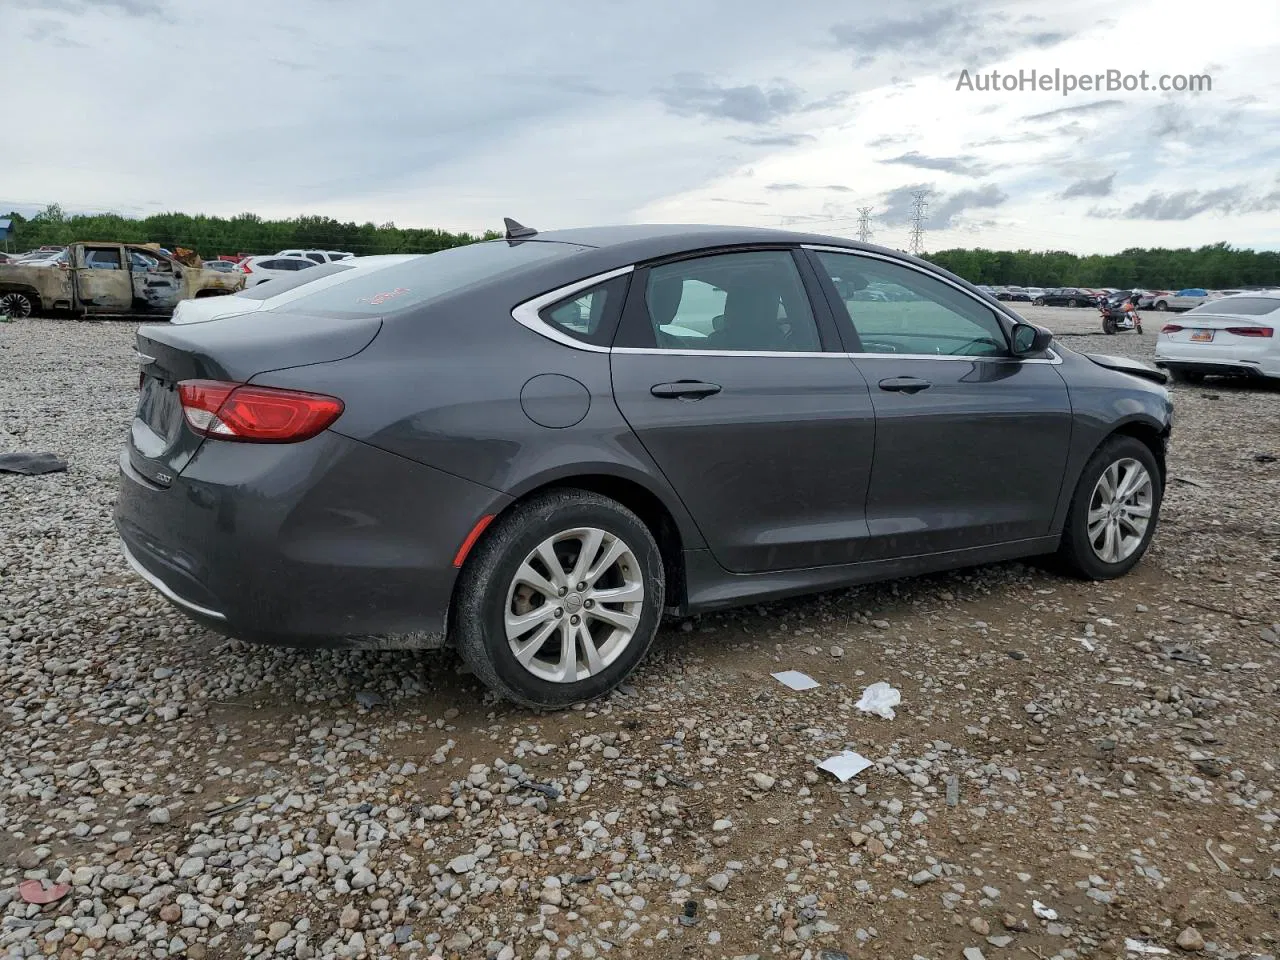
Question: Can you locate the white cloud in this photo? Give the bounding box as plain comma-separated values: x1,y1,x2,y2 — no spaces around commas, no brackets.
2,0,1278,252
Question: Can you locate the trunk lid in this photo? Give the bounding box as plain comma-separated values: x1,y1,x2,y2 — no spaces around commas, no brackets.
128,312,381,487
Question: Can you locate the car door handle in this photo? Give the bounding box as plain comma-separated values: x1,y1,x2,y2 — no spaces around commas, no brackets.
878,377,932,394
650,381,722,400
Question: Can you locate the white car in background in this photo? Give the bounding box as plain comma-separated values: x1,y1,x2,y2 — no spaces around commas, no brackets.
237,254,321,288
276,249,354,264
1154,290,1280,383
170,256,416,324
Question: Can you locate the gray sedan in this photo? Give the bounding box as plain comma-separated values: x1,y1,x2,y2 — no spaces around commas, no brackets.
115,223,1173,707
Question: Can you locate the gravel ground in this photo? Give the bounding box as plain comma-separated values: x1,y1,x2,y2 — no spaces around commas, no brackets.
1,308,1277,960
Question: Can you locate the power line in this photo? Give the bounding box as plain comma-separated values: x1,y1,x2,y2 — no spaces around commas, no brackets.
908,191,929,256
856,207,874,244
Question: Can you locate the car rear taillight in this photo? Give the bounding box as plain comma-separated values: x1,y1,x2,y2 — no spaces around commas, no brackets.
1160,324,1183,334
178,380,343,442
238,261,253,274
1225,326,1273,338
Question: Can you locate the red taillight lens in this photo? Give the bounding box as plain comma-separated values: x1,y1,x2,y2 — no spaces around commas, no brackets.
1161,324,1183,334
178,380,343,442
238,261,252,274
1225,326,1273,338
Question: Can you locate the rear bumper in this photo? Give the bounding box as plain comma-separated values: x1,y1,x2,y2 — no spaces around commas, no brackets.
1155,358,1269,379
114,432,510,649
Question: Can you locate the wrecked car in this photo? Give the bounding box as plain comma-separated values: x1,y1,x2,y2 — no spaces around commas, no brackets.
0,242,243,318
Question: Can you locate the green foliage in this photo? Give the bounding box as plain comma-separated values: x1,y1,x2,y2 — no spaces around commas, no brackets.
5,205,1277,290
3,205,499,258
922,243,1280,289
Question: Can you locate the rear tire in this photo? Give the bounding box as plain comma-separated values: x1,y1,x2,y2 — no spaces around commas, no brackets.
453,489,665,708
1155,301,1168,311
1067,298,1077,307
1033,298,1045,306
1056,436,1162,580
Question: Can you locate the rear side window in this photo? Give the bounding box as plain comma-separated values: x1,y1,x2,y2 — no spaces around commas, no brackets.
539,275,629,347
1187,297,1279,316
273,240,589,317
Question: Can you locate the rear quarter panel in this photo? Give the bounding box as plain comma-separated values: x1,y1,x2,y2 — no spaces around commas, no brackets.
249,278,709,550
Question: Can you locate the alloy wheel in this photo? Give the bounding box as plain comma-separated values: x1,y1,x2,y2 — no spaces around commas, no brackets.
504,527,645,684
0,292,33,318
1087,458,1153,564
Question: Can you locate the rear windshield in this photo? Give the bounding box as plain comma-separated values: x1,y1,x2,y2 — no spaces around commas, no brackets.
234,261,354,300
271,240,588,317
1187,296,1280,316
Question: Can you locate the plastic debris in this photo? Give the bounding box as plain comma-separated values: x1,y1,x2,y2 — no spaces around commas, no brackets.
772,670,820,691
0,452,67,475
854,681,901,719
1032,899,1058,920
355,691,383,709
19,879,70,905
1124,939,1171,955
817,750,873,782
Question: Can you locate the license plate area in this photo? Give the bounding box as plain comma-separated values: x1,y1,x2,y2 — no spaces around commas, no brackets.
1189,329,1215,342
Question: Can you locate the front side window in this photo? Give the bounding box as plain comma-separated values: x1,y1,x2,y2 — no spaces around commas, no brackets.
83,247,122,270
814,251,1008,357
306,253,326,264
641,250,820,352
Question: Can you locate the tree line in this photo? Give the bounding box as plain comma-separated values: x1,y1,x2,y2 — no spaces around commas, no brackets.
5,205,1277,290
923,243,1280,290
2,205,497,259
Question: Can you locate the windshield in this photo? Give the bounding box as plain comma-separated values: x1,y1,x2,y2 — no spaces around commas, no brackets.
272,240,589,317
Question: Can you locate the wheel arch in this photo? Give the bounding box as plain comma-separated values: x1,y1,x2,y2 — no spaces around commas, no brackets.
1106,415,1170,484
465,469,695,609
0,284,43,312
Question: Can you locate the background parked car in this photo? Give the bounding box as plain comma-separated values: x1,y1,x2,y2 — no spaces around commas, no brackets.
996,286,1031,302
1154,291,1280,383
238,254,320,287
1150,288,1211,311
171,256,414,324
1034,287,1097,307
276,249,354,264
202,260,239,273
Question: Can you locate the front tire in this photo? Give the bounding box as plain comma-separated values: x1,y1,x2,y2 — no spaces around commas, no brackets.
1033,298,1045,306
1056,436,1162,580
1102,316,1118,334
0,291,36,318
453,490,665,708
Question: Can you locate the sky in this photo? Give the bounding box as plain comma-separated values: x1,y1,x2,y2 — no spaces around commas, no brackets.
3,0,1279,254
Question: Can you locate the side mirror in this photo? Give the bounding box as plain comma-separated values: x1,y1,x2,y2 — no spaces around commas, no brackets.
1011,322,1053,356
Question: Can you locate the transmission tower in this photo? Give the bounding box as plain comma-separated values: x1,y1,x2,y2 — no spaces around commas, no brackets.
908,191,929,255
856,206,874,243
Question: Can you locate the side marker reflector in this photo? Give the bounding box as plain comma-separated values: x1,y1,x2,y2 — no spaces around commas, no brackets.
453,515,496,568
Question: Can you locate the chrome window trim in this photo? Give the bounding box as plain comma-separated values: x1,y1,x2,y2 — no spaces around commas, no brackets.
121,541,227,621
511,265,634,354
510,252,1061,364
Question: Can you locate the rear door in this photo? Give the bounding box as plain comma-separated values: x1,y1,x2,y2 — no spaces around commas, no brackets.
806,247,1073,560
610,247,876,573
73,245,132,312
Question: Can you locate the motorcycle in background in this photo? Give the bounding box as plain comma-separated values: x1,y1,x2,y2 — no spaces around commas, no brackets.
1099,293,1144,334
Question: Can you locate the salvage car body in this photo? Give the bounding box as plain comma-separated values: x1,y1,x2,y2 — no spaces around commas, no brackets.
0,242,243,316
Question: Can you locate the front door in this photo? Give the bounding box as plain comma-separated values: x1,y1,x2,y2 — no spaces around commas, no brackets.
610,248,876,573
128,249,184,312
807,248,1073,559
73,245,132,312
